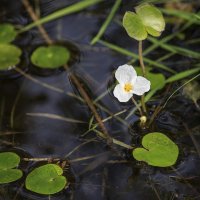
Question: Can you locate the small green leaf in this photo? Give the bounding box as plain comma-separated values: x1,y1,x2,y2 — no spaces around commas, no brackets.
0,44,22,70
25,164,67,195
147,72,165,91
0,152,23,184
165,68,200,83
136,3,165,37
0,24,17,43
135,67,166,91
133,132,179,167
31,45,70,69
123,12,147,41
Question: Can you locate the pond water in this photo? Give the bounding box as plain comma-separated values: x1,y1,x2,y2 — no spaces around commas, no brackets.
0,0,200,200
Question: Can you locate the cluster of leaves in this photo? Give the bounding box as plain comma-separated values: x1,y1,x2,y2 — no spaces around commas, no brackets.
0,24,70,71
0,131,179,197
0,152,67,195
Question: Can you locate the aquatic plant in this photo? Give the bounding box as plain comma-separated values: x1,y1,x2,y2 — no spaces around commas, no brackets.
113,64,150,102
25,164,67,195
0,0,200,198
0,152,22,184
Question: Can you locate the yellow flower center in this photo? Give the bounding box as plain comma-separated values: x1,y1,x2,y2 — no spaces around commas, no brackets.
124,83,133,92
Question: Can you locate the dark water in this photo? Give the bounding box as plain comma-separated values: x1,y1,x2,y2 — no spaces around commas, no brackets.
0,0,200,200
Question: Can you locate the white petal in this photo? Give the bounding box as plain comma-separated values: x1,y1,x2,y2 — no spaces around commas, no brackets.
113,84,133,102
115,64,137,84
133,76,150,96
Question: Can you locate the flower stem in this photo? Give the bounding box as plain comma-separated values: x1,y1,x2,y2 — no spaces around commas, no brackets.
131,97,143,116
141,95,147,113
138,40,147,115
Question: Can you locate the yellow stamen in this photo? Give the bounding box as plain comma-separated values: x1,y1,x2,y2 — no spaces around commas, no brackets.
124,83,133,92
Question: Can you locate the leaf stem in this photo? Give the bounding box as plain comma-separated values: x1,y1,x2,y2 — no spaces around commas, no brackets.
138,40,147,115
138,40,146,77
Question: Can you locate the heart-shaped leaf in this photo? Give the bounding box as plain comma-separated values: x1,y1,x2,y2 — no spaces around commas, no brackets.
0,24,17,43
31,45,70,69
133,132,179,167
123,12,147,41
122,3,165,41
0,152,23,184
0,44,22,70
136,4,165,36
25,164,67,195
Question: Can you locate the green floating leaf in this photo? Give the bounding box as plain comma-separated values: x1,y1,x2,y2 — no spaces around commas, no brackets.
0,24,17,43
0,44,22,70
136,3,165,37
25,164,67,195
31,45,70,69
133,132,179,167
0,152,22,184
122,3,165,41
123,12,147,41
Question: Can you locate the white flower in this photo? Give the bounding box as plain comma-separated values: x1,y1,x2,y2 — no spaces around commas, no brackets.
113,64,150,102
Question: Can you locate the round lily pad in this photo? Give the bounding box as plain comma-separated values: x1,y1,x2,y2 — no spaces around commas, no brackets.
0,44,22,70
0,152,23,184
123,11,147,41
31,45,70,69
0,24,17,43
133,132,179,167
25,164,67,195
136,3,165,37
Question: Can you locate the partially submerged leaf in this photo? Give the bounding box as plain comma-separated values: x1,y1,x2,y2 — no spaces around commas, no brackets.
25,164,67,195
133,132,179,167
147,73,165,91
0,44,21,70
183,81,200,107
0,152,22,184
0,24,17,43
123,12,147,41
135,67,166,91
31,45,70,69
136,3,165,36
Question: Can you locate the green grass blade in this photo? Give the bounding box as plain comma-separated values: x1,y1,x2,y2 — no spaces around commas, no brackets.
19,0,103,33
143,21,193,57
160,8,200,25
163,73,200,108
99,40,175,73
91,0,122,45
148,37,200,59
165,68,200,83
